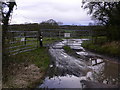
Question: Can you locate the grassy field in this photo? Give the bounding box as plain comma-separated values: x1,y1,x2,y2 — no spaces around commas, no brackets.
43,37,62,45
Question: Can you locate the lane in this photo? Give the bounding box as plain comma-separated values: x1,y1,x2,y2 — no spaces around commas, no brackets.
38,39,120,88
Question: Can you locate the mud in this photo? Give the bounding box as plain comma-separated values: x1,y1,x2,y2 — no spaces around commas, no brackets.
38,39,120,88
3,64,44,88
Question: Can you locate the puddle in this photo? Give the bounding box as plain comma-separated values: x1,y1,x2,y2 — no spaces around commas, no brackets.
39,75,82,88
76,51,88,56
90,59,120,85
38,39,120,88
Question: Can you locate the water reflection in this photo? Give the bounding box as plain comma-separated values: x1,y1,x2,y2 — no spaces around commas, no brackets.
91,58,120,85
39,75,82,88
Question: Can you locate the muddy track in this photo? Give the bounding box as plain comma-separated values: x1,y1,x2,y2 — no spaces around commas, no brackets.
38,39,120,88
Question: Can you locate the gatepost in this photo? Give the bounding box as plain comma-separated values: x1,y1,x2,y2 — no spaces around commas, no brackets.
39,30,43,47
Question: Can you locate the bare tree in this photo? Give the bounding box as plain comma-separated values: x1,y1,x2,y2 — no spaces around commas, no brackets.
2,0,16,57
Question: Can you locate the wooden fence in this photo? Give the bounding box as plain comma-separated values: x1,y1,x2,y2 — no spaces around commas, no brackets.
5,30,39,55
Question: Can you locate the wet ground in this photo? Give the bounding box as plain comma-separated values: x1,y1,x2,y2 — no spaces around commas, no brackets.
38,39,120,88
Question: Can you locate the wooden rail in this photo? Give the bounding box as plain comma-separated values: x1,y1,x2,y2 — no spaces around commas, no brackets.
5,30,39,55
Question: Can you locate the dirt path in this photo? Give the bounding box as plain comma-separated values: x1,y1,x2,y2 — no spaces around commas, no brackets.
39,39,119,88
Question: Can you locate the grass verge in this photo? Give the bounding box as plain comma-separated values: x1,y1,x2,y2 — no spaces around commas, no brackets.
3,37,63,88
3,47,50,88
63,46,81,58
82,40,120,59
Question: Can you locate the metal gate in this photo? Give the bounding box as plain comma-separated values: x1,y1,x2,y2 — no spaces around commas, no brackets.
5,30,39,55
41,29,92,38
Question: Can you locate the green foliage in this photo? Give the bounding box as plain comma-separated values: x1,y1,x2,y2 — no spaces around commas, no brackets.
82,2,120,25
4,47,50,70
63,45,81,58
43,37,62,45
82,40,120,57
63,46,72,52
2,47,50,86
8,23,39,31
29,47,50,69
3,37,62,85
82,2,120,41
102,42,120,56
93,36,107,45
107,26,120,41
40,19,59,29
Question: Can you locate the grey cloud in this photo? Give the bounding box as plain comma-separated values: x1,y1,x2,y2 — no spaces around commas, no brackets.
11,0,93,25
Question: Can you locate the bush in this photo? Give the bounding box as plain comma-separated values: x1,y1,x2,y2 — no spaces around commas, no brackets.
82,40,120,57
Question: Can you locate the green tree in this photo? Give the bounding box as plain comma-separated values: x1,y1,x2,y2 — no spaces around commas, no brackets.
82,2,120,41
40,19,59,29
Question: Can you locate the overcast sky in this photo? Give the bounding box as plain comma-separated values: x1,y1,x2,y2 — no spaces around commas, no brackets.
11,0,94,25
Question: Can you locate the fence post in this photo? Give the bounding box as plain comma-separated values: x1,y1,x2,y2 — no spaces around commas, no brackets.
38,30,43,47
37,31,39,48
12,32,14,42
24,32,26,45
91,29,93,43
50,32,51,37
59,31,60,38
